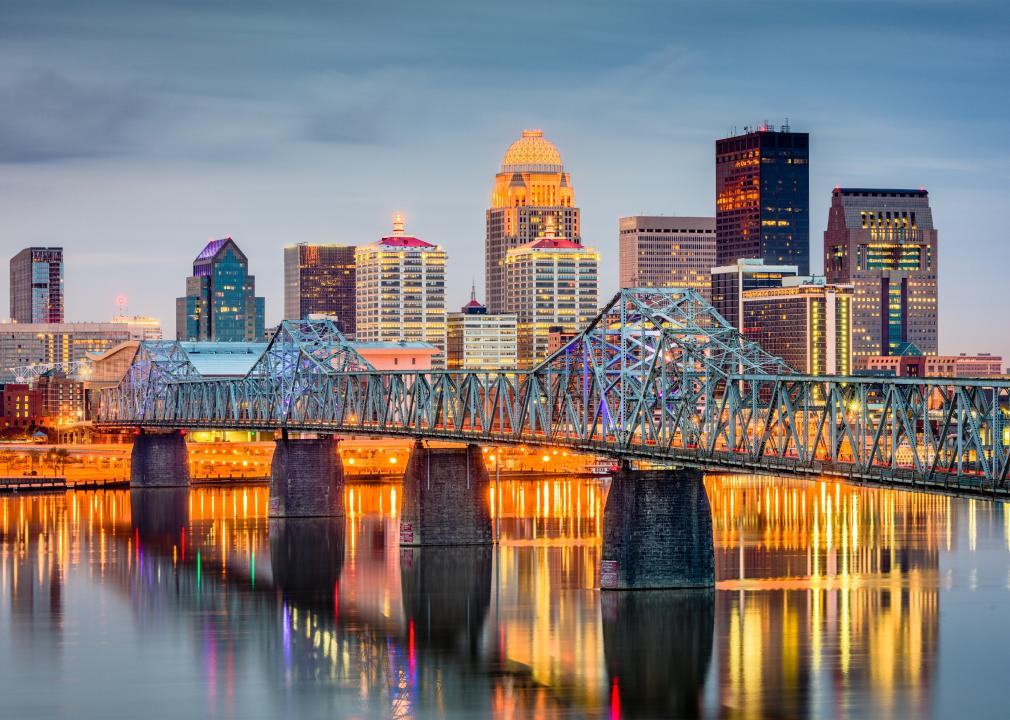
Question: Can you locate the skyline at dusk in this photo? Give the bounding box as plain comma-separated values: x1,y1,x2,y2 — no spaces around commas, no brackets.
1,0,1008,361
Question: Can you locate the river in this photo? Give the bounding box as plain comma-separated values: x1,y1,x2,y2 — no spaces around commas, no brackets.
1,475,1009,719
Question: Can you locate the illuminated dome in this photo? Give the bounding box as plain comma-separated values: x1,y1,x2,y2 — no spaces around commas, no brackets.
501,129,563,173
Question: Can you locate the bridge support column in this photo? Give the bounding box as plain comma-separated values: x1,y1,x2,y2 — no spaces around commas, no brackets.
399,442,492,546
600,468,714,589
130,430,190,488
269,435,344,518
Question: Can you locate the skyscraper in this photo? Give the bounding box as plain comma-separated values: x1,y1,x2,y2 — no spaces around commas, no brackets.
9,247,64,323
618,216,716,300
176,237,265,342
354,215,447,366
504,218,598,367
742,277,853,375
716,125,810,274
710,258,798,330
486,129,580,314
283,243,356,336
823,188,938,359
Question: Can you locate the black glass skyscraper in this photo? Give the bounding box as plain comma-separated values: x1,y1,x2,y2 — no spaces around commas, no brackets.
716,126,810,275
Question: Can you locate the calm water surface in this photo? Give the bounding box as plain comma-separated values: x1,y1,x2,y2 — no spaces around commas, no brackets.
2,475,1010,719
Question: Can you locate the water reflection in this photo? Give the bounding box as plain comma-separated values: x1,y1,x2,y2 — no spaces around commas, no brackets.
0,476,1008,718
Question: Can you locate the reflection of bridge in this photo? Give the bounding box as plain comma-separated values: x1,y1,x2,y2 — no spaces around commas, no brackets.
98,289,1009,493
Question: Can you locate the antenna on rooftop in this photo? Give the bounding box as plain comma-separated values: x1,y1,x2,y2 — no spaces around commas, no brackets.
782,117,791,132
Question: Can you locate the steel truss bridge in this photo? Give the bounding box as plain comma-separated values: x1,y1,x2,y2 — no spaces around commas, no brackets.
97,289,1010,496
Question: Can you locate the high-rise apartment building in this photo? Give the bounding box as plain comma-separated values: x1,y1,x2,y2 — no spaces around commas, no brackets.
716,126,809,274
618,216,716,300
176,237,265,342
823,188,938,358
486,129,580,314
10,247,64,323
742,277,853,375
504,219,598,367
283,244,357,336
710,258,798,330
446,289,517,371
355,215,447,366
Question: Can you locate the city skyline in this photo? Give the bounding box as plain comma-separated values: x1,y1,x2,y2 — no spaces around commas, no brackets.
0,1,1007,361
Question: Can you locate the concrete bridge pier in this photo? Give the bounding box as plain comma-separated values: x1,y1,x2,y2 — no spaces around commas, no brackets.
269,434,344,518
399,442,492,546
130,429,190,488
600,467,714,590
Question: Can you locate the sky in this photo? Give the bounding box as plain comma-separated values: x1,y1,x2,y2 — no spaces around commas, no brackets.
1,0,1008,360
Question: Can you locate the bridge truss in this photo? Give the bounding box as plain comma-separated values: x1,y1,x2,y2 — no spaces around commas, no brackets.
97,290,1010,495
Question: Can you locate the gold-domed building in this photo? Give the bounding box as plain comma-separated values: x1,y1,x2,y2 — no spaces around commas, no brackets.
485,129,581,314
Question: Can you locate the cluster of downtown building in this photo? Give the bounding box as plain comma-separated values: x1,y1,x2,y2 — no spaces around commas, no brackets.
2,124,1004,437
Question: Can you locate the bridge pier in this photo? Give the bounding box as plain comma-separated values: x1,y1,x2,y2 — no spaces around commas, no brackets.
269,435,344,518
130,430,190,488
600,468,714,590
399,442,492,546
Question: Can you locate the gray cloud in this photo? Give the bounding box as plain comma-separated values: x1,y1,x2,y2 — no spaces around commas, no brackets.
0,68,149,163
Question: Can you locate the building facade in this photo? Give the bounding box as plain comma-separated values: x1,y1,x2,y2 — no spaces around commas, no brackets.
486,129,580,314
824,188,939,359
283,244,357,337
742,278,853,375
10,247,64,323
354,216,447,366
176,237,265,342
716,126,810,274
618,216,716,300
710,258,798,330
0,384,41,432
861,353,1002,378
504,219,598,367
446,291,517,371
0,322,133,372
111,315,163,341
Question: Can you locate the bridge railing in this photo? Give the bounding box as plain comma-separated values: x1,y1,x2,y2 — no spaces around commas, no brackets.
96,368,1010,492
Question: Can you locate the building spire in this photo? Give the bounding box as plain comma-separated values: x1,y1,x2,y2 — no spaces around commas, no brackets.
392,212,405,236
470,279,477,304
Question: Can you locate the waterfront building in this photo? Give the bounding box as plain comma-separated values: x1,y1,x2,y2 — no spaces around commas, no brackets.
710,258,798,330
716,125,810,274
824,187,939,359
176,237,265,342
0,322,133,371
111,315,163,341
352,341,440,371
742,277,853,375
618,216,716,300
861,353,1002,378
446,290,517,370
9,247,64,323
283,243,357,337
0,383,41,432
504,218,598,367
486,129,580,314
35,370,86,423
85,341,141,391
354,215,447,366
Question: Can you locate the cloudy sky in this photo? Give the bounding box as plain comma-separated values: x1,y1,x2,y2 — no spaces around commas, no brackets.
1,0,1008,359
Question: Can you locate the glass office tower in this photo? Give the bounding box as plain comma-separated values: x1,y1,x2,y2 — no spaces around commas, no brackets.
716,126,810,275
823,188,938,359
283,244,356,337
9,247,64,323
176,237,265,341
